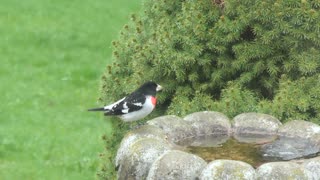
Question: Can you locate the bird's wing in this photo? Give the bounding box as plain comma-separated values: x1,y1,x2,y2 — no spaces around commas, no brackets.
103,97,125,110
88,97,125,112
105,94,146,116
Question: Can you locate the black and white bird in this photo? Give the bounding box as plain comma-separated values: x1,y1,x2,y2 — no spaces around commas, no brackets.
88,81,163,122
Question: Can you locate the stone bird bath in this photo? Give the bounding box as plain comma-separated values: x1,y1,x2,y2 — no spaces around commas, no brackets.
115,112,320,180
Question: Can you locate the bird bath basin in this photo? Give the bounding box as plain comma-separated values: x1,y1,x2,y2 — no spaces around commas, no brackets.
184,137,266,168
115,112,320,179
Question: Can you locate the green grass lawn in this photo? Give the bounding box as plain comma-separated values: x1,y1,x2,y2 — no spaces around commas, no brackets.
0,0,141,179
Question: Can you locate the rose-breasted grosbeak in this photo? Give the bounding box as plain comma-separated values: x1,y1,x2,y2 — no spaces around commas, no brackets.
88,81,163,122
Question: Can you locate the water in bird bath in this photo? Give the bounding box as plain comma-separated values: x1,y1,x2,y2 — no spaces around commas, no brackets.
185,138,266,168
177,135,280,168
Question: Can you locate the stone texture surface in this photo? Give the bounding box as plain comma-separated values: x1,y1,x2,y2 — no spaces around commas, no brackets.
278,120,320,143
232,113,281,143
302,156,320,180
261,137,320,161
183,111,231,136
117,137,171,180
147,150,207,180
147,115,194,143
116,112,320,180
116,125,168,167
178,134,229,147
199,160,256,180
256,162,313,180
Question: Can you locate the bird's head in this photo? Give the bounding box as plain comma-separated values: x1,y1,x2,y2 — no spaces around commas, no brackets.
137,81,162,96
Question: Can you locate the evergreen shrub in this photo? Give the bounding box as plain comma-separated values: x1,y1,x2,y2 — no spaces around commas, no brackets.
97,0,320,178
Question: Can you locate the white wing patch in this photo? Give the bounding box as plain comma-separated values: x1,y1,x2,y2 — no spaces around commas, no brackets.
104,97,125,110
122,102,129,114
133,102,143,107
123,102,128,109
122,109,129,114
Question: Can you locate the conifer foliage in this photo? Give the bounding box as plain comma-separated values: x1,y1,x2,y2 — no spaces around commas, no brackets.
98,0,320,177
101,0,320,122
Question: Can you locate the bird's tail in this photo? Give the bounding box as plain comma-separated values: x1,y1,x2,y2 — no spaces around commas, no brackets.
88,107,105,111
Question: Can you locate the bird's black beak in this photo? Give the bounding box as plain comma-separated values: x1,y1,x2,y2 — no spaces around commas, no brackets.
156,84,163,91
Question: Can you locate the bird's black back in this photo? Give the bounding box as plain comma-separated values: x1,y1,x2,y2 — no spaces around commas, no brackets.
134,81,158,96
104,81,158,116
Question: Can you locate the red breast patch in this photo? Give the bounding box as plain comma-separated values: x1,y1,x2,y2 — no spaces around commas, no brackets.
151,96,157,106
